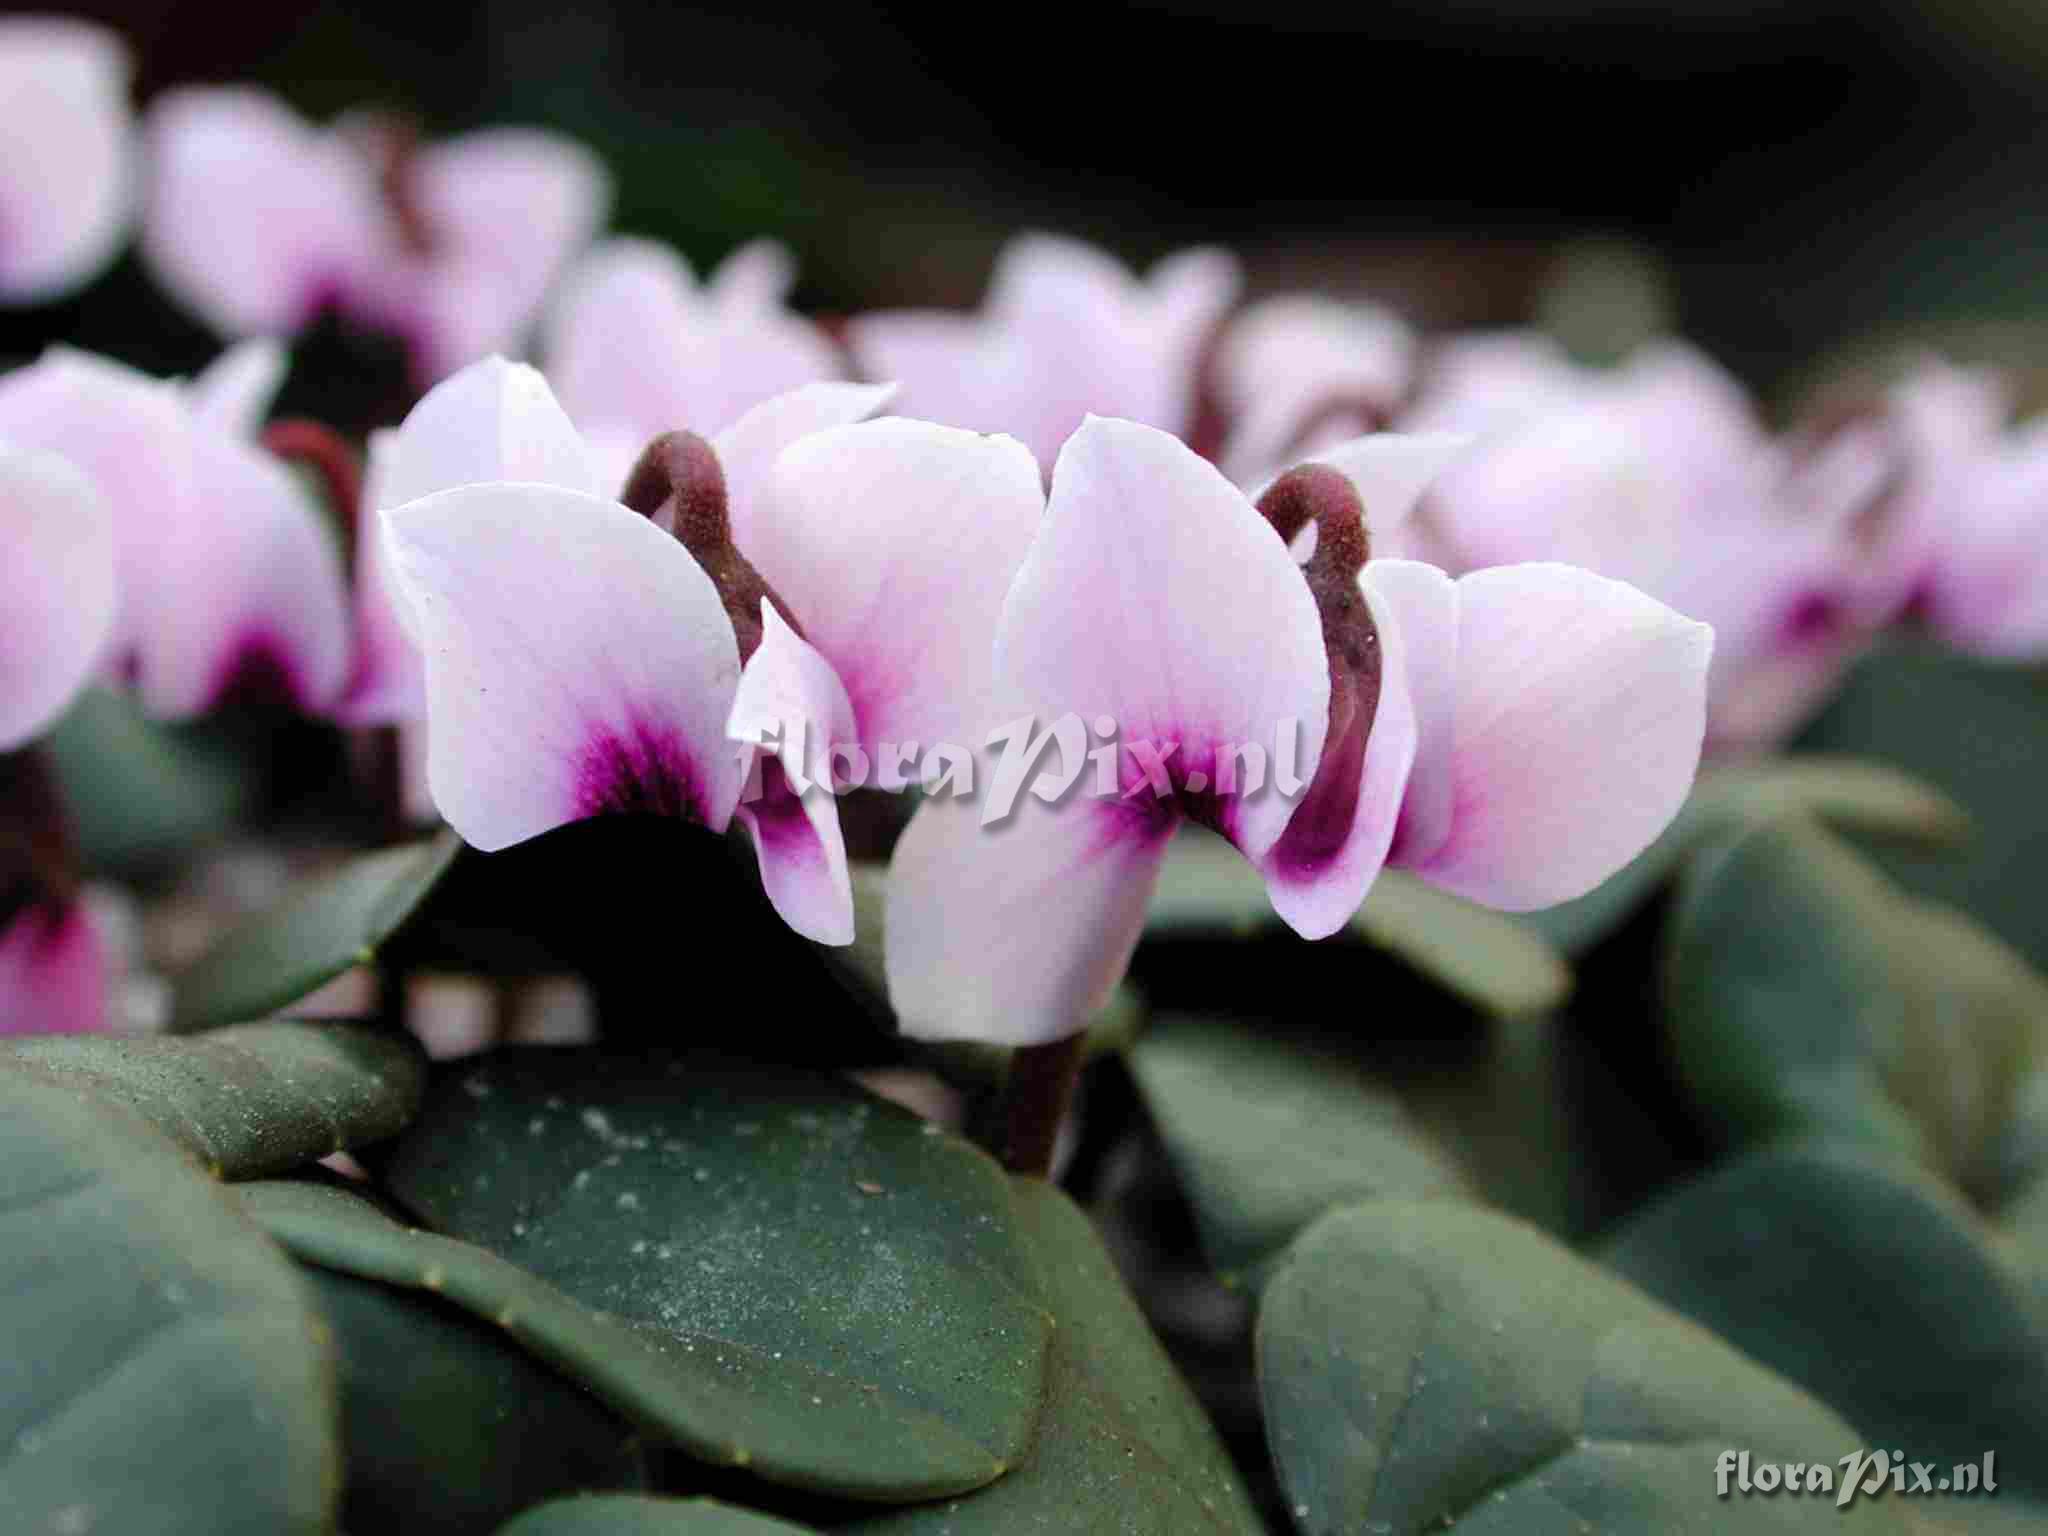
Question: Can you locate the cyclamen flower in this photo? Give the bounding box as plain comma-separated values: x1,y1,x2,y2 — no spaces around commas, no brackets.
1801,359,2048,658
140,87,609,385
0,343,350,717
1398,339,1876,750
0,16,133,303
848,232,1240,468
380,359,1043,944
1,448,116,1034
884,417,1712,1046
542,237,844,488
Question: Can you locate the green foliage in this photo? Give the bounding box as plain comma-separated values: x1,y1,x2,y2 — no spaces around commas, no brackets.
2,1018,425,1177
376,1049,1054,1501
0,1058,337,1533
1517,754,1969,955
301,1259,650,1533
43,686,251,878
1665,817,2048,1202
1258,1201,1922,1533
1601,1138,2048,1500
171,828,462,1030
1147,835,1572,1018
845,1180,1262,1534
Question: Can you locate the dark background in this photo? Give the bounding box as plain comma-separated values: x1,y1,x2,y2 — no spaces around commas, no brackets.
8,0,2048,403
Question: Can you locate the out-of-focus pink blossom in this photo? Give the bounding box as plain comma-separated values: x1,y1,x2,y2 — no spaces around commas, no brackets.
1400,338,1882,751
883,418,1711,1046
0,343,351,717
0,16,133,303
849,232,1239,468
1210,295,1417,488
1803,360,2048,658
542,237,844,491
140,87,609,385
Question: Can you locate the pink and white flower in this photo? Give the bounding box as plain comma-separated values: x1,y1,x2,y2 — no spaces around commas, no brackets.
0,16,133,303
542,237,844,489
380,359,1043,945
883,417,1713,1045
848,232,1239,468
1400,338,1880,750
0,343,351,717
140,87,609,385
1800,359,2048,659
0,443,117,1033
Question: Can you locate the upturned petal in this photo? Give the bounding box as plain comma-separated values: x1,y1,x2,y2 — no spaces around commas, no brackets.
710,380,897,532
0,443,116,749
378,355,599,507
0,17,132,302
1396,562,1712,909
383,482,744,848
727,602,857,945
1361,559,1460,867
998,416,1328,863
739,416,1043,751
141,420,352,716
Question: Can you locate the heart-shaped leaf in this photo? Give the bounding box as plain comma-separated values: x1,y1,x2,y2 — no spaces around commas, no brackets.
845,1179,1262,1534
241,1174,1020,1503
498,1497,820,1533
1664,817,2048,1203
1147,834,1571,1018
298,1252,648,1534
1129,1014,1470,1284
1518,755,1968,955
0,1061,336,1533
171,827,462,1030
1258,1200,1919,1533
1798,643,2048,971
2,1018,425,1178
1601,1138,2048,1500
375,1049,1053,1501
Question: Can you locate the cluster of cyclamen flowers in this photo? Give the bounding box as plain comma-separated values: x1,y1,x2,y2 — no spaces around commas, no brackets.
7,19,2048,1047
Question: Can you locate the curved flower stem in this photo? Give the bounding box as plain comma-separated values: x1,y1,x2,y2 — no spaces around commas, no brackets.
997,1033,1087,1178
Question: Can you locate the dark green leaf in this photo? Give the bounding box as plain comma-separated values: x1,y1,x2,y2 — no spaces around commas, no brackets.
43,685,250,877
2,1019,424,1178
1601,1138,2048,1499
171,827,462,1030
845,1180,1262,1534
1518,755,1969,954
377,1049,1052,1501
1798,642,2048,970
1259,1200,1918,1533
498,1496,819,1533
0,1065,336,1533
241,1176,1018,1504
1129,1015,1470,1284
298,1256,647,1535
1664,818,2048,1203
1148,835,1571,1018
